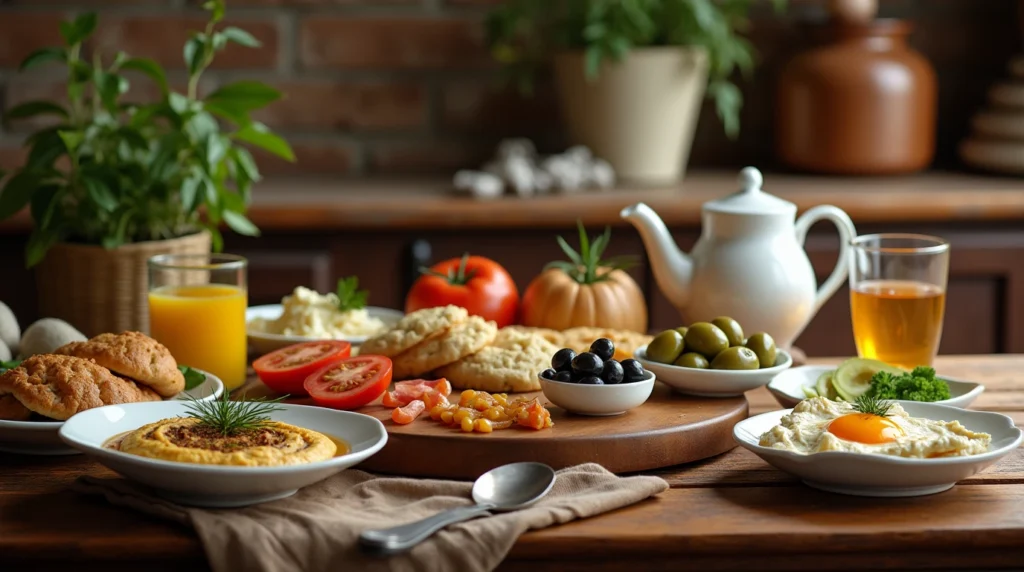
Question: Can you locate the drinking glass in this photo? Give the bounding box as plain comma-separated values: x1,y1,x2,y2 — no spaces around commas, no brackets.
148,254,248,390
849,234,950,370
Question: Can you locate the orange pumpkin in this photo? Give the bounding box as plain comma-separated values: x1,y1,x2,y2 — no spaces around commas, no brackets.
520,223,648,333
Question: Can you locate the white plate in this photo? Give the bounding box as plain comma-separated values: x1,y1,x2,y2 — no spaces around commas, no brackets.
0,369,224,456
634,346,792,397
734,402,1022,497
246,304,404,355
539,371,655,416
59,401,388,507
767,365,986,410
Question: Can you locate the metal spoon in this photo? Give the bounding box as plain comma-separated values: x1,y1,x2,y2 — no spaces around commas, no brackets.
359,462,556,555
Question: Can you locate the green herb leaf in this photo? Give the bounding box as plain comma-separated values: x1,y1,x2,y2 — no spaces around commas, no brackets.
231,147,261,182
178,365,207,390
182,390,286,437
0,359,22,373
19,47,66,71
852,394,893,418
4,101,69,123
548,220,635,284
184,36,206,76
335,276,369,312
221,26,261,48
204,100,251,126
235,122,295,162
0,171,40,221
223,210,259,237
120,58,169,94
26,230,58,267
60,13,97,46
206,81,281,111
83,177,118,212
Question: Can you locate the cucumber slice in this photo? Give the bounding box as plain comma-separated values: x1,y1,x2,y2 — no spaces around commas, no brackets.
814,371,839,400
802,386,819,399
832,358,904,401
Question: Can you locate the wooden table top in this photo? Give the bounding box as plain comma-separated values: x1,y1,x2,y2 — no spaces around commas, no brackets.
3,355,1023,571
2,171,1023,233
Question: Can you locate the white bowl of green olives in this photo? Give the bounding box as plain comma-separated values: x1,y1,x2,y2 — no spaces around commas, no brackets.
634,318,793,397
539,338,656,416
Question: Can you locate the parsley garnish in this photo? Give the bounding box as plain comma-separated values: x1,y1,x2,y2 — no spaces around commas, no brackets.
336,276,369,312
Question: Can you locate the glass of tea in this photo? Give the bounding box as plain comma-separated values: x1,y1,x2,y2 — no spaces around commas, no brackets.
148,254,249,390
849,234,950,370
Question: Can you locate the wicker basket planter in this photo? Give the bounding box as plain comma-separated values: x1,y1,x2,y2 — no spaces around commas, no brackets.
35,231,212,337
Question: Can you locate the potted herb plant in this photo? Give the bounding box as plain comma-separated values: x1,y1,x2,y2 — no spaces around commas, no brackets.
487,0,785,184
0,1,293,336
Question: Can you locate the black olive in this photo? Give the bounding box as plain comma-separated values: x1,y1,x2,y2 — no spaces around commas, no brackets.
620,358,646,383
589,338,615,362
553,370,573,383
541,368,557,379
551,348,577,372
579,376,604,385
571,352,604,376
601,359,624,384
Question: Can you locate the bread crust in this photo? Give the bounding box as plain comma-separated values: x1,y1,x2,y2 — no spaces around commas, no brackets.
56,331,184,397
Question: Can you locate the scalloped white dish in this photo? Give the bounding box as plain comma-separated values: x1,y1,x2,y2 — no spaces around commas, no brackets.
246,304,404,355
60,401,388,508
767,365,985,410
634,346,792,397
0,369,223,456
734,401,1022,497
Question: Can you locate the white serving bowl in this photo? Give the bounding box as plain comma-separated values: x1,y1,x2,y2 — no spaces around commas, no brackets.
0,369,224,456
246,304,404,355
59,401,388,507
734,401,1022,497
634,346,792,397
767,365,986,409
539,371,655,416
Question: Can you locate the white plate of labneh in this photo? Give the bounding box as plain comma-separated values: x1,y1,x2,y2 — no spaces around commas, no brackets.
246,304,404,354
60,399,388,507
0,369,223,456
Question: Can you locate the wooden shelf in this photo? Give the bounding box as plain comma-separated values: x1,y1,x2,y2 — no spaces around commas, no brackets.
3,170,1023,233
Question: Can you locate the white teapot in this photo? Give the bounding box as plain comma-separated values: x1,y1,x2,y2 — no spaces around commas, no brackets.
621,167,856,349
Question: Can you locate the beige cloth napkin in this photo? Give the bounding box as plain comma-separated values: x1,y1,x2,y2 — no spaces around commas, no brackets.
74,463,667,572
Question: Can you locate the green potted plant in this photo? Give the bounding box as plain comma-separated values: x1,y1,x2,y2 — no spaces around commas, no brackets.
0,0,293,336
487,0,785,184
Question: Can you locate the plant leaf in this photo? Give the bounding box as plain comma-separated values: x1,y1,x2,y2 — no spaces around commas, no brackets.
30,184,62,229
19,47,66,71
26,129,67,169
205,134,229,168
184,35,206,75
0,171,39,221
120,58,169,94
4,101,69,123
555,235,583,266
207,224,224,252
26,230,58,267
96,72,129,111
221,26,261,48
168,92,192,115
234,123,294,161
83,177,118,212
60,12,98,45
204,100,251,126
223,210,259,236
205,81,281,111
179,175,202,212
231,147,260,182
179,365,207,390
57,130,83,153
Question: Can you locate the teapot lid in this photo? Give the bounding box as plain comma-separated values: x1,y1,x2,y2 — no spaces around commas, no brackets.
704,167,796,216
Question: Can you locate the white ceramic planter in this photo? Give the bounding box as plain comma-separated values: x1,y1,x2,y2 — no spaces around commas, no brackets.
553,47,709,185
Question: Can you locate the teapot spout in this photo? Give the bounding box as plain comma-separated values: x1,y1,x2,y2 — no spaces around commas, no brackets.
620,202,693,311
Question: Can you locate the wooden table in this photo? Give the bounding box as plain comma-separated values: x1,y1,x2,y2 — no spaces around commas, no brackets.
3,355,1023,571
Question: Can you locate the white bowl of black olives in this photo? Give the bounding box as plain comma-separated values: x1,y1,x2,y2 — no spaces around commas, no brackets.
634,317,793,397
538,338,655,416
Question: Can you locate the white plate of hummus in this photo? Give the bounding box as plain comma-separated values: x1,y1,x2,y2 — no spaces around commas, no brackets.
734,397,1022,497
247,286,403,354
768,365,985,409
0,369,224,456
59,400,388,507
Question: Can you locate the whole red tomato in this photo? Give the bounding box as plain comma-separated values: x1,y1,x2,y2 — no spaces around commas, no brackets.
406,254,520,327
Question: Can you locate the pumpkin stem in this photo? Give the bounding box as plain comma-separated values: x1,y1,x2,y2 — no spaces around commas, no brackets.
546,220,638,285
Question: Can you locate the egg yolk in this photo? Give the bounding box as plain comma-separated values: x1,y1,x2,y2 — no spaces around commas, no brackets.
827,414,905,445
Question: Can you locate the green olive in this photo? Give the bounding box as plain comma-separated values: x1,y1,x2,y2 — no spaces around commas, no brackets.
683,322,730,360
710,346,760,370
674,352,709,369
674,326,689,339
646,330,685,364
711,316,745,347
745,332,778,368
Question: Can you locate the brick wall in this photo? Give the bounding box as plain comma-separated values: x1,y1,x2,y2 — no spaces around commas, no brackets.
0,0,1020,178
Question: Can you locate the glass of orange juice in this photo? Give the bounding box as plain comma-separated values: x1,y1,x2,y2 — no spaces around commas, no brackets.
849,234,950,370
148,254,248,390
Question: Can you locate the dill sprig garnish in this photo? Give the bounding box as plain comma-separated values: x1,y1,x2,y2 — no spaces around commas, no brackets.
853,394,893,418
181,391,287,436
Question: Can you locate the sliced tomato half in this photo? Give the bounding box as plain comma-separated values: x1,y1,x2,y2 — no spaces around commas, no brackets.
304,355,393,410
253,341,352,395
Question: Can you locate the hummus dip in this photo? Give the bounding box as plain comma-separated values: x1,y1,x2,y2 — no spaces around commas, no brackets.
115,417,337,466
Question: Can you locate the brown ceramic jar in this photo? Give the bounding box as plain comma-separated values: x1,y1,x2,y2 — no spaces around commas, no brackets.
776,19,937,175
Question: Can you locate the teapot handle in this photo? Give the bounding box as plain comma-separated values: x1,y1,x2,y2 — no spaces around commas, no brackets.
794,206,857,315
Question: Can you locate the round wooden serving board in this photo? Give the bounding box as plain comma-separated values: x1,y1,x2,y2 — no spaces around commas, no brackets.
237,378,747,480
